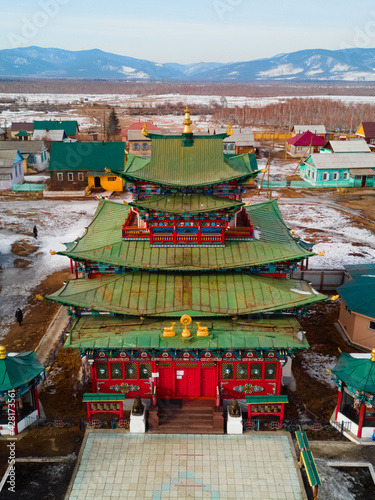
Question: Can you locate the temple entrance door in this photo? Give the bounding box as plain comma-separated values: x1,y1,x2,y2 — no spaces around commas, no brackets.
175,367,199,397
201,367,216,397
94,176,101,188
158,366,173,397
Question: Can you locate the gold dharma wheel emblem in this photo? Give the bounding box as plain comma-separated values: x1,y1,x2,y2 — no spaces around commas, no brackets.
180,314,192,338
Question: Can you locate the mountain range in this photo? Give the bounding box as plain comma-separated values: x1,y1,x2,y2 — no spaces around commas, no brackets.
1,46,375,81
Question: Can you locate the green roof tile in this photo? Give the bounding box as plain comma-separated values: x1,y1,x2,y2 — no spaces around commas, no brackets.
130,192,243,214
59,199,314,270
332,352,375,394
119,136,259,187
338,264,375,318
46,270,325,317
64,315,309,350
33,120,78,136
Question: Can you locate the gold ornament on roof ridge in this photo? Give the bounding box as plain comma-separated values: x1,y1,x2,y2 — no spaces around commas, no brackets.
141,122,149,137
0,346,6,359
226,122,233,136
163,322,176,337
196,322,209,337
183,105,192,134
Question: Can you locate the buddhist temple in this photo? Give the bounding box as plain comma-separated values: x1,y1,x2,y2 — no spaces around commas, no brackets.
45,107,325,426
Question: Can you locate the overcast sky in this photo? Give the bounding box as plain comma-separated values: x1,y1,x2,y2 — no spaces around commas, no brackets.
1,0,375,63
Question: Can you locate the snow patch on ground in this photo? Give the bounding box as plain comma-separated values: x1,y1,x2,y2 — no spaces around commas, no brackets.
300,352,337,388
315,459,356,500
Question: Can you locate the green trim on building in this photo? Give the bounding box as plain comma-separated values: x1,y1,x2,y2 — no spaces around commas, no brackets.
64,315,309,350
0,351,44,392
46,270,326,317
118,136,259,187
49,142,125,172
82,393,125,402
59,199,314,270
130,193,244,214
331,352,375,394
245,395,289,404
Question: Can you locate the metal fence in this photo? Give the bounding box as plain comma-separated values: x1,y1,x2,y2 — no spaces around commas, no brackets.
292,269,346,291
242,418,351,435
12,183,47,191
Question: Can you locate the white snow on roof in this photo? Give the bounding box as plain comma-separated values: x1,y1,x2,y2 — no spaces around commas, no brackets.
328,139,371,153
293,125,326,135
308,152,375,170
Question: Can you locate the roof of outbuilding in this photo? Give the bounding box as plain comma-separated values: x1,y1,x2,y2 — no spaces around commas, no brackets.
357,122,375,138
33,120,78,136
338,264,375,318
306,153,375,170
10,122,33,132
0,141,47,153
32,130,66,141
58,199,314,270
46,270,326,317
0,350,44,392
0,150,23,165
332,352,375,394
327,140,371,153
293,125,326,135
49,142,125,171
287,131,327,147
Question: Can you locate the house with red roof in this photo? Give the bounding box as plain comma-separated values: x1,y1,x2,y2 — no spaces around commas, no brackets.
287,130,326,157
122,122,163,157
356,122,375,148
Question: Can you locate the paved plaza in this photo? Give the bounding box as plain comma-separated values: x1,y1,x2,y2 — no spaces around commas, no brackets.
68,433,306,499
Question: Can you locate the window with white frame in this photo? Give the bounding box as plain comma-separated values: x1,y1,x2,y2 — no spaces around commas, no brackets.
333,172,339,181
78,173,84,181
67,172,74,181
343,172,349,180
57,172,63,181
323,172,329,181
306,168,310,177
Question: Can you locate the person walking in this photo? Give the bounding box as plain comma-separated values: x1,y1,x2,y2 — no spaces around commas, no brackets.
15,308,23,326
33,226,38,239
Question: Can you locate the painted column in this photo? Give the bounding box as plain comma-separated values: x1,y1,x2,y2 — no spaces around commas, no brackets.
34,387,40,418
90,362,96,392
335,389,342,420
357,402,366,438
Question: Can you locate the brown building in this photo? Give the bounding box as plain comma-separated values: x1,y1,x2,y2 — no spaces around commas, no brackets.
337,264,375,351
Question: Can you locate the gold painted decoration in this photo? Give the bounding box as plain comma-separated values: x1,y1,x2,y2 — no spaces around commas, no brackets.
371,348,375,362
36,295,44,301
226,122,234,136
196,322,209,337
104,167,111,173
0,346,6,359
180,314,192,338
163,322,176,337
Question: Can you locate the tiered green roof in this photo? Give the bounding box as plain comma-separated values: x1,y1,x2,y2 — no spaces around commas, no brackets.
118,135,259,187
129,192,243,214
65,315,309,350
59,199,314,270
46,270,325,317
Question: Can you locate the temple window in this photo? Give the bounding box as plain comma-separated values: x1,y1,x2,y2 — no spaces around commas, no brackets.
96,362,109,379
124,362,137,379
236,363,248,380
221,362,234,380
110,362,123,379
133,143,140,151
250,363,262,380
139,362,151,379
142,143,149,151
264,362,277,380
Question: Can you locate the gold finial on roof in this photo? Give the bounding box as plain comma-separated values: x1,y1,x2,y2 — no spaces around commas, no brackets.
163,322,176,337
36,295,44,301
105,167,111,173
0,346,6,359
226,122,233,136
371,348,375,362
196,322,209,337
49,250,57,255
141,122,149,137
183,106,192,134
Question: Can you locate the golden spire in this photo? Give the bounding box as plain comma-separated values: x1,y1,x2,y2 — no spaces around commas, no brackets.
226,122,233,136
183,105,192,134
371,348,375,362
141,122,149,137
0,346,6,359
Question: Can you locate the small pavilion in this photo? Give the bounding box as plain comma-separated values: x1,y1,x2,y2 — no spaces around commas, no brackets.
0,346,44,435
330,349,375,442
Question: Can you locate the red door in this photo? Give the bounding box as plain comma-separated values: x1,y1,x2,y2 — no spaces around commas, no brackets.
158,367,173,397
201,367,216,397
175,368,199,397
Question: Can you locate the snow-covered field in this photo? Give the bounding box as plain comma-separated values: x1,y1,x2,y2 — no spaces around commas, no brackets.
0,197,98,336
2,91,375,130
